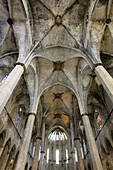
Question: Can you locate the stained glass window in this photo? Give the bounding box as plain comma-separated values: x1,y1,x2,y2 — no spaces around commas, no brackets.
38,146,41,161
56,149,59,164
14,108,22,127
95,110,103,130
32,142,36,157
75,147,78,162
66,149,68,163
46,148,49,163
48,129,67,141
0,75,8,86
80,144,84,159
83,141,87,155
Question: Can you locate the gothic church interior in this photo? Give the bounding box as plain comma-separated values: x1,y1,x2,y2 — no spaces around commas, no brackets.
0,0,113,170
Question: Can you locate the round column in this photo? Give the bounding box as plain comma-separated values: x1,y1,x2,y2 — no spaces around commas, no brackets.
95,65,113,102
0,64,24,115
32,137,42,170
39,118,46,170
82,114,103,170
74,138,84,170
15,114,36,170
70,122,76,170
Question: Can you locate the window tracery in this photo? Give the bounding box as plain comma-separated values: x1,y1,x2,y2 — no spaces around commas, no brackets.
48,129,67,141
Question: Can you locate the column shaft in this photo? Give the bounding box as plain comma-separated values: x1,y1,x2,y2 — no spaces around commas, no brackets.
82,115,103,170
48,142,52,170
75,139,84,170
0,65,24,114
95,65,113,102
15,115,35,170
40,119,45,170
63,142,66,170
53,142,56,170
70,122,76,170
59,140,62,169
32,138,41,170
68,139,71,169
0,152,10,169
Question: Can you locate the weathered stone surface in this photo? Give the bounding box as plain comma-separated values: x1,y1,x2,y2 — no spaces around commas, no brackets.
0,0,113,170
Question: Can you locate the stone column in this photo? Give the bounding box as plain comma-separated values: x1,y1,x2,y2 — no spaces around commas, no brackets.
0,148,12,170
51,143,54,170
68,138,71,169
74,138,84,170
40,118,46,170
82,114,103,170
48,141,52,170
95,65,113,102
44,138,48,170
73,104,84,170
53,142,56,170
15,113,36,170
32,137,42,170
63,141,66,170
70,122,76,170
0,64,24,114
59,140,62,169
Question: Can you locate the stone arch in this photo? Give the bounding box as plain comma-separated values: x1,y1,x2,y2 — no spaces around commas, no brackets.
104,138,113,154
100,144,106,159
5,144,16,169
0,129,6,151
29,166,32,170
87,163,92,170
110,130,113,146
12,151,19,170
99,144,112,170
47,125,69,140
103,138,113,169
25,162,28,170
0,138,11,169
24,117,28,129
39,82,76,102
32,45,94,67
105,160,112,170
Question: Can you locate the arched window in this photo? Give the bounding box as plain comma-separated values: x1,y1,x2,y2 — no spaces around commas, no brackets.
14,107,22,127
48,129,68,165
74,147,78,162
32,142,36,157
56,149,59,164
80,144,84,159
48,129,67,141
38,146,41,161
83,141,87,155
66,149,68,163
95,110,103,130
46,148,49,163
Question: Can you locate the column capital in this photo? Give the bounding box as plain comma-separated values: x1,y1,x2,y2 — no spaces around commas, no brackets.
15,62,26,72
71,151,75,154
92,63,103,73
42,116,46,120
28,112,36,117
36,136,42,140
81,113,89,117
74,137,80,141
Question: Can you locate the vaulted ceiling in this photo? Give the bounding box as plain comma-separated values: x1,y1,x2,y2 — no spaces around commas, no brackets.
0,0,113,135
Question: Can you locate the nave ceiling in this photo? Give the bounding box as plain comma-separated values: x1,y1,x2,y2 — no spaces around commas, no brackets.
0,0,113,134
